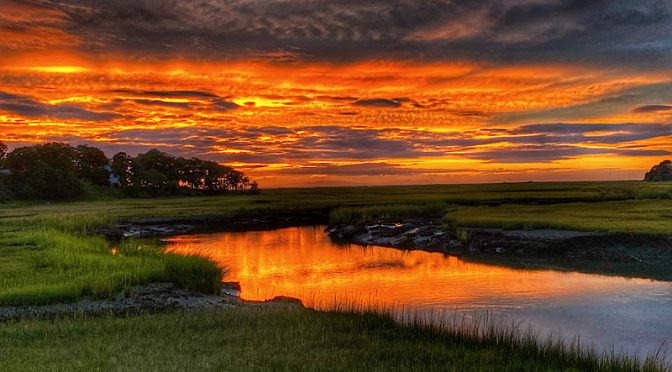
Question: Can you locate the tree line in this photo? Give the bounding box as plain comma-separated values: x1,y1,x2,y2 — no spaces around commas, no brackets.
0,141,257,200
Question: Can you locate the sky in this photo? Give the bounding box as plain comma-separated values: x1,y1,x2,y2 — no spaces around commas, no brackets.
1,0,672,187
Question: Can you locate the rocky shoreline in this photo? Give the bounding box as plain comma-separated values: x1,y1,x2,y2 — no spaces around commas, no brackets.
326,218,671,265
0,282,303,322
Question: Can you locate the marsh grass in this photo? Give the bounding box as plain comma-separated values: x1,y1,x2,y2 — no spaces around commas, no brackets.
444,199,672,234
2,181,672,305
164,254,224,294
0,217,221,306
0,307,667,372
329,203,448,225
323,300,670,371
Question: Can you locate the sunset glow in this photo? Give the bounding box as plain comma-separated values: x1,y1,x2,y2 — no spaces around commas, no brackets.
2,1,672,186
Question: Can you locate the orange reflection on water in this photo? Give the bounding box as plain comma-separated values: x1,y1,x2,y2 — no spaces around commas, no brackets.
163,226,651,311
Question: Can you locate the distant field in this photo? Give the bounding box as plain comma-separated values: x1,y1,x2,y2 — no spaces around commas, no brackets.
1,181,672,305
445,199,672,234
3,180,672,221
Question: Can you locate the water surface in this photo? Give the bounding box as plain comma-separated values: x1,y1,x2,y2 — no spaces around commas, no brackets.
164,226,672,361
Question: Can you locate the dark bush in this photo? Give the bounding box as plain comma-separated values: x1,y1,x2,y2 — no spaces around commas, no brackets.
644,160,672,182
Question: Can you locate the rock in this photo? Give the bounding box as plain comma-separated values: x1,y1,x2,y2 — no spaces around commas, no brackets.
220,281,242,296
644,160,672,181
267,296,303,305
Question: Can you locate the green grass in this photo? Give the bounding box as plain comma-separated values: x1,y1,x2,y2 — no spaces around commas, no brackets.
0,212,223,306
329,203,448,225
444,199,672,234
0,308,666,372
1,181,672,306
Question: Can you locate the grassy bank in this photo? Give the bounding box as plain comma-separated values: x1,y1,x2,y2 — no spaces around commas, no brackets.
0,307,665,372
0,212,222,306
1,181,672,306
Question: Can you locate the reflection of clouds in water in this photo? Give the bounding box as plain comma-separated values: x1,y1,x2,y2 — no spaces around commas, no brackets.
164,226,672,363
358,260,407,270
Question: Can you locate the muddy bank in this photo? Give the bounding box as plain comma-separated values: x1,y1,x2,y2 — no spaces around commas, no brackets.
327,218,672,280
97,209,329,240
326,218,610,256
0,282,303,322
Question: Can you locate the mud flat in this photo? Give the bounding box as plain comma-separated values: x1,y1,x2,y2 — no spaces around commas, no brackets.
0,282,303,322
326,218,672,280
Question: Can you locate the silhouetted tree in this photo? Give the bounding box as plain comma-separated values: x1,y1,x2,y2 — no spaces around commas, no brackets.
249,181,259,193
4,143,83,199
0,143,256,200
111,152,133,189
75,145,110,186
0,141,7,162
132,149,179,196
0,141,10,200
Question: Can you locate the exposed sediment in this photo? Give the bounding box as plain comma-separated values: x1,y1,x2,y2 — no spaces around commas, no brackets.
326,218,672,267
0,282,303,322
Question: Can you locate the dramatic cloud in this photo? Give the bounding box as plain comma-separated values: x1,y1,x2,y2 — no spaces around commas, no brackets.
497,82,672,124
111,89,220,99
7,0,662,68
110,89,239,112
465,145,671,163
0,91,119,121
352,98,403,108
632,105,672,113
132,99,191,109
2,1,672,186
59,122,672,166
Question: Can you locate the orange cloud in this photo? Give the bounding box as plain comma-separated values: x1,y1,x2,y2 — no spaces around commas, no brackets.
1,51,671,187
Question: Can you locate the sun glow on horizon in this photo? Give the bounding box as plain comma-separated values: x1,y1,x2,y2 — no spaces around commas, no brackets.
20,65,90,74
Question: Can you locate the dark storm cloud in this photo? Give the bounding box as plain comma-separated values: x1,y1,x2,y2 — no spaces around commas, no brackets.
132,99,191,109
30,0,672,68
111,89,220,99
0,91,120,121
211,99,240,112
111,89,239,112
632,104,672,113
352,98,402,108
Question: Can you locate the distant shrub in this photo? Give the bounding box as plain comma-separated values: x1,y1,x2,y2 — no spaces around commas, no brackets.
635,188,672,200
644,160,672,182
